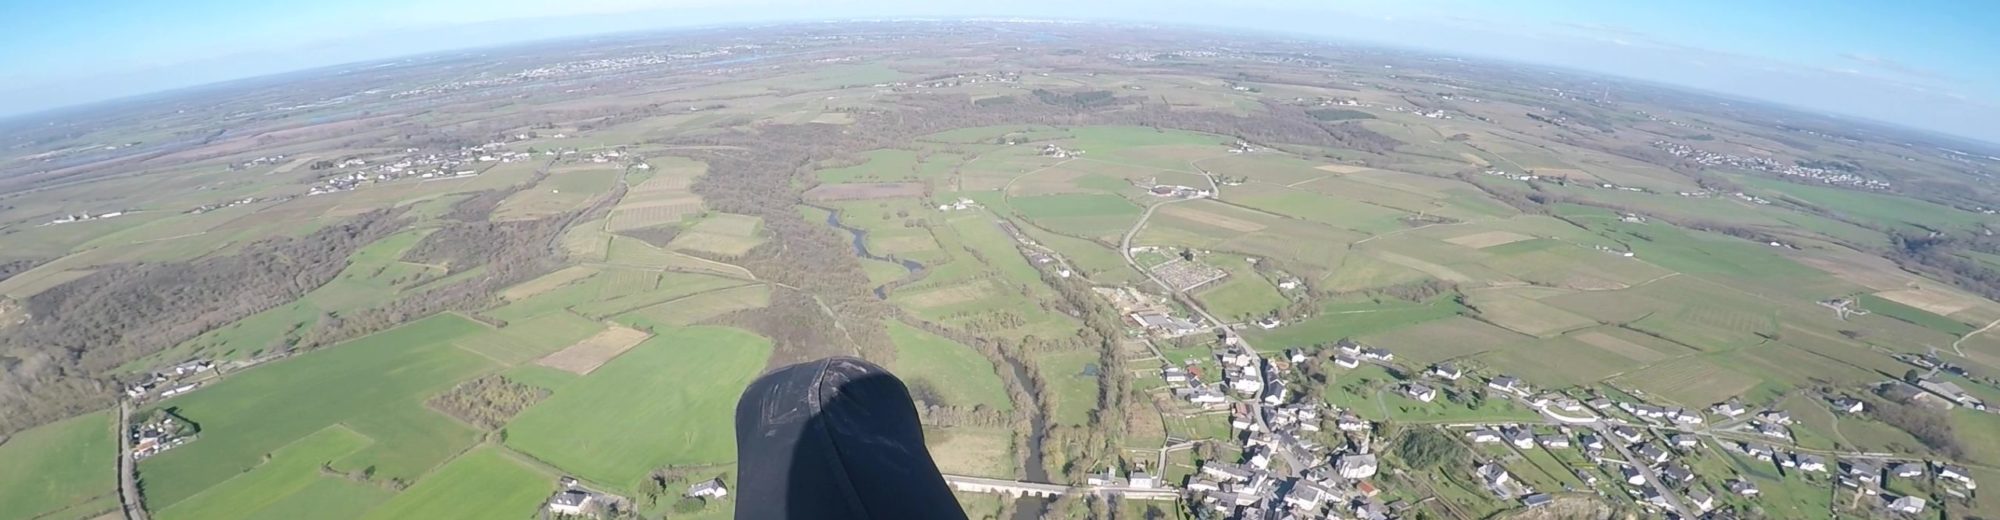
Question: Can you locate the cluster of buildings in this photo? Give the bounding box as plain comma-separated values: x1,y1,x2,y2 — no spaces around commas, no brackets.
123,359,215,401
186,196,287,214
303,141,547,195
1172,343,1407,519
130,413,196,460
43,210,129,226
1651,140,1892,190
1095,286,1206,338
393,45,757,99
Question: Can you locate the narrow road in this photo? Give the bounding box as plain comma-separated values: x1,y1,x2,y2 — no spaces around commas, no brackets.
1115,169,1309,486
1952,316,2000,356
116,401,150,520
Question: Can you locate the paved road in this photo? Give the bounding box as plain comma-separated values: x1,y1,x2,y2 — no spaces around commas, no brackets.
116,401,150,520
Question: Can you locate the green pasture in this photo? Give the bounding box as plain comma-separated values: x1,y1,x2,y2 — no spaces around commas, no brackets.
505,325,770,490
357,448,553,520
138,314,493,507
888,321,1014,411
0,410,116,520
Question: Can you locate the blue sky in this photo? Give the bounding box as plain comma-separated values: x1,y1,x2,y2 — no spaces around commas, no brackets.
2,0,1996,141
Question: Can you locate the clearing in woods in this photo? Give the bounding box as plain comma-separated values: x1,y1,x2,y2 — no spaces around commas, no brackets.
534,324,654,374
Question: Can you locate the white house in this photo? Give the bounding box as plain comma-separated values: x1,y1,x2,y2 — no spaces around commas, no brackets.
1403,383,1437,403
1621,466,1646,485
1337,454,1379,479
1889,496,1927,515
1487,375,1525,395
1333,355,1361,369
1429,362,1463,381
1830,397,1865,414
549,490,593,515
1467,429,1502,444
1712,399,1746,417
687,479,729,499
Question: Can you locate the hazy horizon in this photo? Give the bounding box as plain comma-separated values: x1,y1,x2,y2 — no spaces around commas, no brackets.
5,1,1997,143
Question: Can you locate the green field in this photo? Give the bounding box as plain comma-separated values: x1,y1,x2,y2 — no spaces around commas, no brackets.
1010,193,1141,219
139,315,494,507
887,321,1014,411
505,325,771,490
159,426,390,520
1248,298,1465,351
357,448,553,520
1195,262,1288,321
1858,293,1974,335
455,311,605,365
1035,350,1102,427
0,410,116,520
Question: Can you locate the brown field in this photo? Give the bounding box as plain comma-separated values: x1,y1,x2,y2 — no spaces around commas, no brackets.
1612,357,1761,407
899,281,993,307
1371,251,1471,283
804,182,926,201
1471,291,1598,337
1457,153,1491,167
606,198,704,231
1157,205,1265,233
501,266,598,300
534,325,653,375
1444,230,1534,249
924,428,1012,477
1876,287,1977,316
1572,331,1669,363
1314,164,1372,174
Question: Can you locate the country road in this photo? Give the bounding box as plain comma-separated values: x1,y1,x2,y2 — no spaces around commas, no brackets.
116,401,150,520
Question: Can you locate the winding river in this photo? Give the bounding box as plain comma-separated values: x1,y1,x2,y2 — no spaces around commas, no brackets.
820,207,1050,518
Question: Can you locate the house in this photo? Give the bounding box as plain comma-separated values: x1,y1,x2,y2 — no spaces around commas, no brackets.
687,479,729,499
1403,383,1437,403
1669,433,1698,449
1889,463,1923,479
1830,396,1865,414
1667,408,1702,424
1579,433,1605,451
1939,465,1977,488
1521,493,1554,508
1467,429,1502,444
1231,377,1265,395
1478,463,1512,487
1757,409,1793,425
1574,469,1599,485
1336,412,1370,432
1917,379,1985,408
1187,479,1221,492
1287,349,1308,364
1729,479,1760,496
1611,426,1643,443
1255,317,1282,329
1662,464,1695,483
1621,466,1646,485
1537,434,1572,449
1712,399,1747,417
1430,363,1463,381
1587,397,1614,410
1248,449,1272,469
1337,454,1380,479
1333,354,1361,369
1740,443,1774,462
1689,490,1715,512
1845,461,1880,483
1795,454,1827,473
1202,462,1253,482
1889,495,1927,515
1486,375,1525,395
1756,421,1790,439
1526,394,1553,407
1553,397,1587,412
1335,340,1363,356
1640,487,1669,508
1635,444,1670,464
1129,472,1157,489
1359,347,1394,361
1504,428,1536,449
1283,481,1333,510
548,489,593,515
1163,366,1189,383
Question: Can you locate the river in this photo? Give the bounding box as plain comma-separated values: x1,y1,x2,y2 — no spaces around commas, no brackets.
820,207,1049,518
